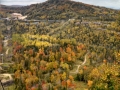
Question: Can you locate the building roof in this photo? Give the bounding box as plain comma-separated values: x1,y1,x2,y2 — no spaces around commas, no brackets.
12,13,22,16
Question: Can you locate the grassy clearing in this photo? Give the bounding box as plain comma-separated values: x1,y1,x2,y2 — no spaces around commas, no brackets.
4,84,15,90
74,81,88,90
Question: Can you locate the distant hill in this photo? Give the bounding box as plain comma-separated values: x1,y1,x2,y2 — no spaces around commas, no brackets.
8,5,25,7
0,4,27,18
0,0,119,20
23,0,119,20
0,5,23,18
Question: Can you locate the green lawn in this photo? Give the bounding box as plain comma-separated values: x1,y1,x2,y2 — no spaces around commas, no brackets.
74,81,88,90
4,84,15,90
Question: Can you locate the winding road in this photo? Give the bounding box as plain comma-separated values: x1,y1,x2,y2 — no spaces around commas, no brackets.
70,53,88,74
6,48,9,55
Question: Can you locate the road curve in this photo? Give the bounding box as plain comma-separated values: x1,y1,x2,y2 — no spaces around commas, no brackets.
70,53,88,74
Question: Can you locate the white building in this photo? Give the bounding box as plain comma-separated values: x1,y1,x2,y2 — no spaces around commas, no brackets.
11,13,27,20
18,15,27,20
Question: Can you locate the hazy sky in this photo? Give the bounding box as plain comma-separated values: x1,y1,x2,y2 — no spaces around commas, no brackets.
1,0,120,9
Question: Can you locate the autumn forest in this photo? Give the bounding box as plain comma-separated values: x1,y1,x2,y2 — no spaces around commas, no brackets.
0,0,120,90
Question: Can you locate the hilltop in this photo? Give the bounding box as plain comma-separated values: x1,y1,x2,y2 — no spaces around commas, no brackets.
23,0,119,20
1,0,119,20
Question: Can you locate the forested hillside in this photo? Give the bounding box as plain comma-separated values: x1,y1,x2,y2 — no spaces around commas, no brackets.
0,0,120,90
1,0,119,20
10,14,120,89
23,0,119,20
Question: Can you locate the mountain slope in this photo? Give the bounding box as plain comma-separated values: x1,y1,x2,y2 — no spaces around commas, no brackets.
0,0,119,20
24,0,118,20
0,5,24,18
